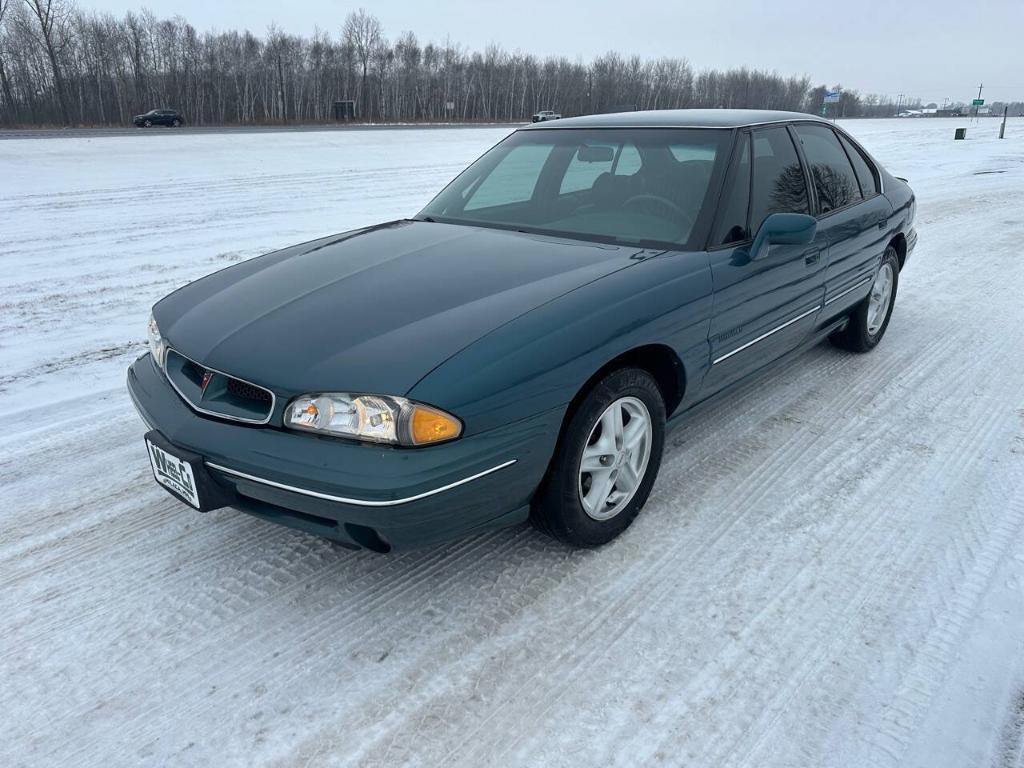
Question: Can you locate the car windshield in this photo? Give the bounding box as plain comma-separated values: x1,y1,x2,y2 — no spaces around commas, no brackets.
419,127,729,249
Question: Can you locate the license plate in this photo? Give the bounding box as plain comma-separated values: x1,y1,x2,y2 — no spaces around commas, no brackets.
146,439,201,509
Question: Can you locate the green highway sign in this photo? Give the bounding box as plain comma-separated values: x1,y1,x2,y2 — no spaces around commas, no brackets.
973,98,985,106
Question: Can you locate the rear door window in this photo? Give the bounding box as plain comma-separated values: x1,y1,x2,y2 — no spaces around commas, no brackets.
793,124,862,214
749,126,809,233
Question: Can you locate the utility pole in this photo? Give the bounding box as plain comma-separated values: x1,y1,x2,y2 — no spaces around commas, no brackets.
974,82,983,121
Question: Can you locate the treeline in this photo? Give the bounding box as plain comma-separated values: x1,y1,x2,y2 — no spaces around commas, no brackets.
0,1,922,127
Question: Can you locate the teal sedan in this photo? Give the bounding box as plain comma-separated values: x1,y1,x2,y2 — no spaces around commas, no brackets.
127,109,916,552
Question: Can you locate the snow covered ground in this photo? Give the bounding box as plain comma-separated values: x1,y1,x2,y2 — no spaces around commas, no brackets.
1,119,1023,768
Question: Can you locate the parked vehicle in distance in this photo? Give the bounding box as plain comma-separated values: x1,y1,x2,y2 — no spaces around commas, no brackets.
133,109,184,127
532,109,561,122
128,109,916,553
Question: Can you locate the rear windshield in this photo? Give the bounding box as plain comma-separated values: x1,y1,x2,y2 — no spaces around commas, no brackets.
418,127,730,249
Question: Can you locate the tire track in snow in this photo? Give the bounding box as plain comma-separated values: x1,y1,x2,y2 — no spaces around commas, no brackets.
726,380,1024,768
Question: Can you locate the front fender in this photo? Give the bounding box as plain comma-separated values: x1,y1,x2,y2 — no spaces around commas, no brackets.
408,250,713,436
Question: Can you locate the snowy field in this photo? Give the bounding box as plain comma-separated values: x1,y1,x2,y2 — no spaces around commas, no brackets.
2,118,1023,767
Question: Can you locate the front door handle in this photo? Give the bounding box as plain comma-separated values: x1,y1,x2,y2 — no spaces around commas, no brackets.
804,249,821,266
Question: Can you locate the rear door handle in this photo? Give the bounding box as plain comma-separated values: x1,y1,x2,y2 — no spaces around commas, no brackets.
804,249,821,266
877,220,887,231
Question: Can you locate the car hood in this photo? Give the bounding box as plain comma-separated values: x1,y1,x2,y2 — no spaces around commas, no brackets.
155,220,642,397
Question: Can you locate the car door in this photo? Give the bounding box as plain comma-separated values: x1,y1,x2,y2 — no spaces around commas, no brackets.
791,123,893,318
701,125,827,394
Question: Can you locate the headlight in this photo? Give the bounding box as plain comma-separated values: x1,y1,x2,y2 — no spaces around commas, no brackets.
147,313,167,367
285,393,462,446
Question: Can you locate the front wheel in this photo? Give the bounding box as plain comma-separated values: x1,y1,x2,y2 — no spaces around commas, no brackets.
143,120,152,127
831,246,899,353
531,368,666,547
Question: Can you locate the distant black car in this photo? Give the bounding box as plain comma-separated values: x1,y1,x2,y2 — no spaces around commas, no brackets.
133,109,184,128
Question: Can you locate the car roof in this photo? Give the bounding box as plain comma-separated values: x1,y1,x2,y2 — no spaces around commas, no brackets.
519,108,827,130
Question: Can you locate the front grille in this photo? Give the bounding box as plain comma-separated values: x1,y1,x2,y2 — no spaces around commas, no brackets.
164,349,275,424
226,376,273,404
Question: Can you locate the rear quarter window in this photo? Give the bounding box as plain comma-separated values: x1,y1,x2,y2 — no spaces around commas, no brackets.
837,133,879,197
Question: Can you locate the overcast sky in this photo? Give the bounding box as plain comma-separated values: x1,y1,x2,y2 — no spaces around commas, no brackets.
86,0,1023,104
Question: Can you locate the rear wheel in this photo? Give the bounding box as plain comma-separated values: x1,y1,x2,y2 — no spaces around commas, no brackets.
831,246,899,353
531,368,666,547
172,119,181,127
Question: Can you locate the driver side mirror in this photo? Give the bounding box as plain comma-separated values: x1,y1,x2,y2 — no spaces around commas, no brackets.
749,212,817,260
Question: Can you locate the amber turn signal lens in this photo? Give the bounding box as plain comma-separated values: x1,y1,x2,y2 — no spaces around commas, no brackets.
410,406,462,445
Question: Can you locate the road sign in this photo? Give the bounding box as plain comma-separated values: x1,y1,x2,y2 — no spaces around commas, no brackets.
972,98,985,106
823,91,841,104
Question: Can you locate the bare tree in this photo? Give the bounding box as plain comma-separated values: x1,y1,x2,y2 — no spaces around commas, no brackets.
342,8,381,119
23,0,74,123
0,0,17,123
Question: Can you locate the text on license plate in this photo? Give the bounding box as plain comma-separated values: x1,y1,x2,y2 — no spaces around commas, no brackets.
146,440,201,509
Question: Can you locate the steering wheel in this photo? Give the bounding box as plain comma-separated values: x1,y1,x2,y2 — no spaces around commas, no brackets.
622,194,694,231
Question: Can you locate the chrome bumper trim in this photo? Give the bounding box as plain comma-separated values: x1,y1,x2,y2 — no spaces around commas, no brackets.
713,304,822,365
205,459,518,507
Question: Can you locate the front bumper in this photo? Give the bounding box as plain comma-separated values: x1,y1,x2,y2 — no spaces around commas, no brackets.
127,354,562,550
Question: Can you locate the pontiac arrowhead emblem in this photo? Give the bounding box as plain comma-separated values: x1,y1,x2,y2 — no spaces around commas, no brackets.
200,370,215,395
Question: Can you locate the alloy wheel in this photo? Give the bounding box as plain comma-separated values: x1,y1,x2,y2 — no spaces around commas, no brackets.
866,262,894,335
578,396,653,521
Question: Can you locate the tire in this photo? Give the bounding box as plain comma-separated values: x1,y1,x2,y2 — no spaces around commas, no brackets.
143,120,152,127
830,246,899,353
531,368,666,547
172,119,181,127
